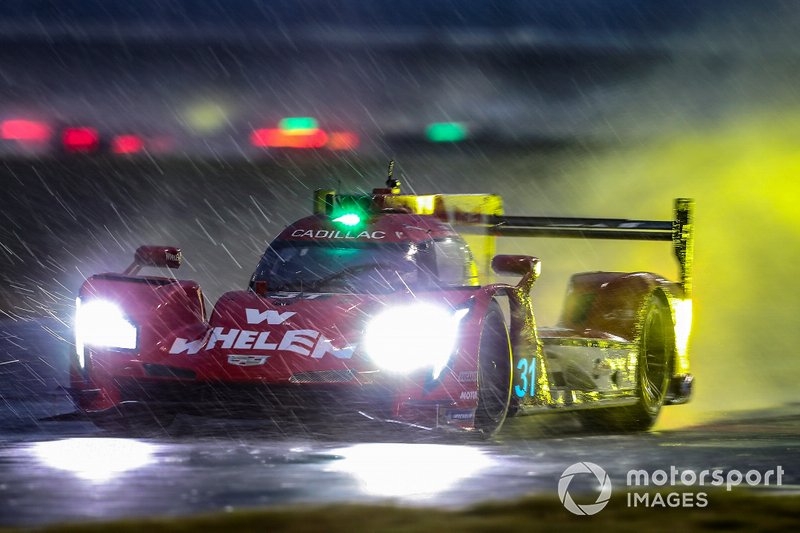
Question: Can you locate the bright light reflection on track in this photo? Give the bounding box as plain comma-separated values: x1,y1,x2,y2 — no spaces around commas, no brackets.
327,443,493,499
32,438,156,482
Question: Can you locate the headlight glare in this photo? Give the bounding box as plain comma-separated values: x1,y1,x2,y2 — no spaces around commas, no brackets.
364,303,467,377
75,298,137,359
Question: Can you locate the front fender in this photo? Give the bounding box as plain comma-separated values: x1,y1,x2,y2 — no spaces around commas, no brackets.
465,283,548,408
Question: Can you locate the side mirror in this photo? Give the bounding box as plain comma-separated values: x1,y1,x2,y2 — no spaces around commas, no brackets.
134,245,182,269
492,254,541,284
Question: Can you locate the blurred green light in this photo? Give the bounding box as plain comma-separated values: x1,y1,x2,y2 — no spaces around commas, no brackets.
332,213,361,226
279,117,318,131
426,122,468,143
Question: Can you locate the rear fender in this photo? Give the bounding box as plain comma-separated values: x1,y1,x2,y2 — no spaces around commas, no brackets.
559,272,681,340
558,271,688,377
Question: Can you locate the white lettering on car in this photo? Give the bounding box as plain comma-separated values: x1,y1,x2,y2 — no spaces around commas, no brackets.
278,329,319,356
168,327,355,360
245,309,296,325
289,229,387,240
310,337,356,359
269,292,322,300
253,331,278,350
233,330,258,349
457,371,479,383
167,329,213,355
206,327,239,349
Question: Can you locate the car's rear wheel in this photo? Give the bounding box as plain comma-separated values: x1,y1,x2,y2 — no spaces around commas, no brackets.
624,294,673,429
474,303,513,436
581,293,673,432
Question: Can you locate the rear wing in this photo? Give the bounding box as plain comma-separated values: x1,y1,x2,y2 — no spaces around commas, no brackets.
490,199,694,297
312,187,693,297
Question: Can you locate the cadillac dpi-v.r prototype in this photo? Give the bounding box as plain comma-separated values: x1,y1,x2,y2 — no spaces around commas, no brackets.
71,177,694,435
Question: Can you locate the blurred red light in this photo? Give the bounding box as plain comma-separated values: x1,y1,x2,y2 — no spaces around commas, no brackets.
249,128,275,147
327,131,360,151
111,134,144,154
250,128,328,149
1,119,51,142
63,127,100,153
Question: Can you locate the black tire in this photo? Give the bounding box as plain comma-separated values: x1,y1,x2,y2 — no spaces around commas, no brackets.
474,304,513,437
582,294,673,432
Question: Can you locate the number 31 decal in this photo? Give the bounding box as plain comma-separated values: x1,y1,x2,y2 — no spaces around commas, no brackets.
515,357,536,398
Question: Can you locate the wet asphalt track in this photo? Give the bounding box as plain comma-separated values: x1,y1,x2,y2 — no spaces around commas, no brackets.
1,319,798,528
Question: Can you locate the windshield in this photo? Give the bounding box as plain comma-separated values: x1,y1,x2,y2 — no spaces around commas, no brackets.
250,240,462,294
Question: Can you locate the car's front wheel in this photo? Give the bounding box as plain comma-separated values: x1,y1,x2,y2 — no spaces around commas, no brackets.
474,303,513,436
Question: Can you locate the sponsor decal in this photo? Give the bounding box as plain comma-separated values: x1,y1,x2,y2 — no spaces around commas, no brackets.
169,327,356,359
451,212,485,224
459,390,478,401
227,354,269,367
457,370,478,383
169,308,356,360
445,409,475,421
290,229,386,240
268,292,324,300
245,308,295,325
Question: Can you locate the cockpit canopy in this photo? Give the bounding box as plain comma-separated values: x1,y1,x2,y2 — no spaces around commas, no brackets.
250,237,478,294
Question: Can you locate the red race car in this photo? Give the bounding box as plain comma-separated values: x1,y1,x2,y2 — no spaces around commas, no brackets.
71,175,694,435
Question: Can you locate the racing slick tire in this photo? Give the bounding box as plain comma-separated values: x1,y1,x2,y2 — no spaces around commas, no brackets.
580,293,674,432
474,302,513,437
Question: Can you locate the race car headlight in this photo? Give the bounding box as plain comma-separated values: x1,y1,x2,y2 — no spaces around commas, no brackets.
364,303,469,378
75,298,138,360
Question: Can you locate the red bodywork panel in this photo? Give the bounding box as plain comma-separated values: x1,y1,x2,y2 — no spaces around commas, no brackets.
559,271,684,342
72,267,493,429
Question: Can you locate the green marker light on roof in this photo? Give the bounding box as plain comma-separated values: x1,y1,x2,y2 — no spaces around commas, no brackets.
279,117,318,131
426,122,468,143
332,213,361,226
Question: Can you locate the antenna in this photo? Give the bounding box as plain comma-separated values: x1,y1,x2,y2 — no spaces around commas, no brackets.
386,159,400,192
